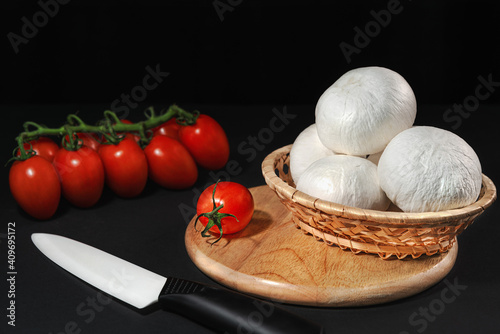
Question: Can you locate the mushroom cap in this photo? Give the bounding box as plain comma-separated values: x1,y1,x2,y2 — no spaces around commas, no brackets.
297,155,390,210
378,126,482,212
315,66,417,156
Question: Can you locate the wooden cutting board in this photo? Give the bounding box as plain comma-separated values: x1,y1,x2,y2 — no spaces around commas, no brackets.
184,185,458,307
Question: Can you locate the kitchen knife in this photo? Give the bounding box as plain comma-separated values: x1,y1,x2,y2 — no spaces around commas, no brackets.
31,233,323,334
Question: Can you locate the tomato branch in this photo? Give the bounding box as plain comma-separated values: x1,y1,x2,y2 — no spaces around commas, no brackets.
12,104,199,160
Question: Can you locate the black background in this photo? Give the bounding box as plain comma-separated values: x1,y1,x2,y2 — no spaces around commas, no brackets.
2,0,500,106
1,1,499,334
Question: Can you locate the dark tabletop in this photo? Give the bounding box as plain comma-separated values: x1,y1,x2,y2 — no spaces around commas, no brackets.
1,103,499,334
2,2,500,334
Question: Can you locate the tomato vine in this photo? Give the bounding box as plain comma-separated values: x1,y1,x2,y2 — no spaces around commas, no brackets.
10,104,199,163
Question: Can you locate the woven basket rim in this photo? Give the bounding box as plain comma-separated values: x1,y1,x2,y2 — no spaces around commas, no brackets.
262,144,497,225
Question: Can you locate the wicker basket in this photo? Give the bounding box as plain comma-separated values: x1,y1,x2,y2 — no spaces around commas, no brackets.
262,145,497,259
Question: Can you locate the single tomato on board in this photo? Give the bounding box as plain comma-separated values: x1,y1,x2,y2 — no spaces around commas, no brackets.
195,181,254,244
98,137,148,198
178,114,230,170
144,135,198,189
9,156,61,220
52,146,105,208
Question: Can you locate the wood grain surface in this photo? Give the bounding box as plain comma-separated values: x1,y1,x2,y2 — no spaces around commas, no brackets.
185,185,458,307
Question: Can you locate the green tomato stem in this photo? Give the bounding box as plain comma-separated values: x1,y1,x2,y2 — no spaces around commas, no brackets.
194,180,239,245
11,104,198,162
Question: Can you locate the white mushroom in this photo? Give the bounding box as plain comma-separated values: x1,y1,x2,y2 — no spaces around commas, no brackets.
296,155,390,210
289,124,336,184
378,126,482,212
315,66,417,156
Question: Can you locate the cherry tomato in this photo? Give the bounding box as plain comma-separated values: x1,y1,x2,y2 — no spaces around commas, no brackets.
98,137,148,198
178,114,230,170
16,137,59,162
78,133,101,151
196,181,254,237
52,146,105,208
153,118,181,140
9,156,61,220
144,135,198,189
64,133,101,151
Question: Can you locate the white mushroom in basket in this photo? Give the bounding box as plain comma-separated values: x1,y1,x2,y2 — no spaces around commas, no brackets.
289,124,336,184
378,126,482,213
296,155,390,211
289,123,384,185
315,66,417,156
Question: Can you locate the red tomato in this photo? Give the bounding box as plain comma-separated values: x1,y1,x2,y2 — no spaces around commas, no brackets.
144,135,198,189
78,133,101,151
16,137,59,162
9,156,61,220
52,146,105,208
63,133,100,151
98,137,148,198
196,182,254,238
153,118,181,140
178,114,229,170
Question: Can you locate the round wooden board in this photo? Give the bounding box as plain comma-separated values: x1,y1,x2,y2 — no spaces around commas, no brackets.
185,185,458,307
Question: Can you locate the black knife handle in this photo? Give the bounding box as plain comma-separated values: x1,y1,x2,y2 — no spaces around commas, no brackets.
158,277,324,334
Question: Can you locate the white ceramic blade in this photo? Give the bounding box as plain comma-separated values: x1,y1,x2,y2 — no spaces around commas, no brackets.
32,233,167,309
